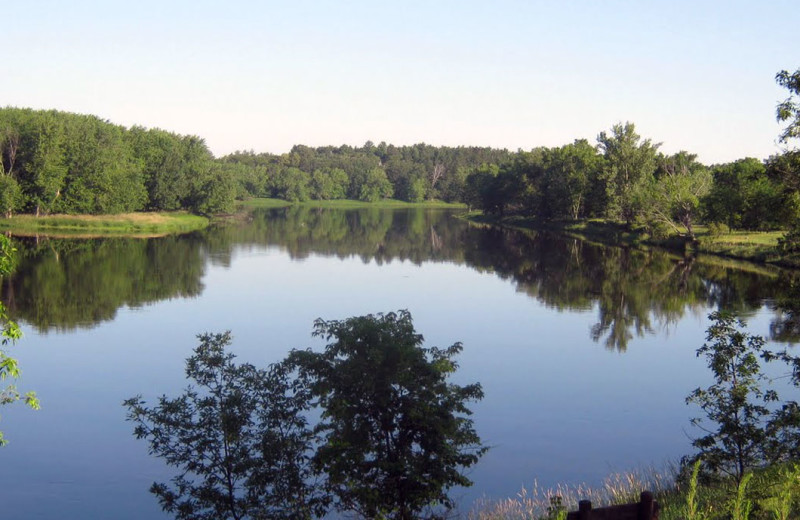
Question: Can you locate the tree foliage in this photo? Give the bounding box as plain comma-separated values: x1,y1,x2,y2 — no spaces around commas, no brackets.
0,235,38,446
777,68,800,146
358,167,394,202
686,312,776,482
124,332,324,520
0,108,236,216
597,122,660,224
637,152,711,238
287,310,486,520
126,312,485,520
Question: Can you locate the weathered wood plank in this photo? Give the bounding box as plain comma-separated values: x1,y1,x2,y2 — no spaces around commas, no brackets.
565,491,659,520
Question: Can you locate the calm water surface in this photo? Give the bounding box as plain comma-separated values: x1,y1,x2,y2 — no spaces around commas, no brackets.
2,207,798,519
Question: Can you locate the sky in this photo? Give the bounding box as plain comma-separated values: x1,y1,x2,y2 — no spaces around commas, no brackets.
5,0,799,164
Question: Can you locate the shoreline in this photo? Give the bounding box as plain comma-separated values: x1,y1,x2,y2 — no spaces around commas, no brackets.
239,197,467,210
464,213,800,270
0,212,209,237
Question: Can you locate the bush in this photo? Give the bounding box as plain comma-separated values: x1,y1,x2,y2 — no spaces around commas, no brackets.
778,220,800,254
707,221,730,237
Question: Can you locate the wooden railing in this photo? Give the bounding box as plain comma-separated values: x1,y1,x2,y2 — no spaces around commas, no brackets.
566,491,659,520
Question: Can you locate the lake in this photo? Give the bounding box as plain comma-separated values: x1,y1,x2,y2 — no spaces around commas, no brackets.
1,206,797,519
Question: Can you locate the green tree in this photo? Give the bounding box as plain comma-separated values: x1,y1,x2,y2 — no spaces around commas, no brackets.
310,168,349,200
407,175,428,203
0,175,23,218
190,163,236,215
703,158,765,229
287,310,486,520
463,164,498,211
777,68,800,146
274,167,311,202
597,122,660,225
359,167,394,202
637,151,711,238
127,127,191,211
686,312,776,483
0,235,38,446
124,332,325,520
26,112,68,215
540,140,604,220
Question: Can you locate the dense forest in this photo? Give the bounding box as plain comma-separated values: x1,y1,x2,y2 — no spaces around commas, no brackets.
0,107,512,216
0,108,236,216
1,67,799,238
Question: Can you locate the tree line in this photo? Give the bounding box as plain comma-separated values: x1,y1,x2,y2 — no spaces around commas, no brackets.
0,107,237,216
467,68,800,238
465,126,800,238
219,142,512,203
2,67,798,230
5,107,798,238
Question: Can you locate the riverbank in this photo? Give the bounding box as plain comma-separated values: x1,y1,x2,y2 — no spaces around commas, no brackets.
465,213,800,269
0,212,209,237
239,197,467,209
470,460,800,520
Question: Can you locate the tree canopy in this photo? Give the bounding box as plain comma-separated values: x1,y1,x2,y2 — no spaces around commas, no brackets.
127,311,485,520
777,68,800,146
287,310,486,519
124,332,325,520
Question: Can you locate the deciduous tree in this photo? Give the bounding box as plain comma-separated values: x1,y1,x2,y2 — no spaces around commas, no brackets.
686,312,775,482
597,122,660,225
287,310,486,520
125,332,324,520
0,235,38,446
777,68,800,146
637,151,711,238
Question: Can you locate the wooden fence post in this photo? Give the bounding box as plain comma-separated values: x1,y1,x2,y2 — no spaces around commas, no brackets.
638,491,655,520
578,499,592,520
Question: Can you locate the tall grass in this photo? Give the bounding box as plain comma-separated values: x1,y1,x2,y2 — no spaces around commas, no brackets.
469,466,675,520
0,212,208,236
468,462,800,520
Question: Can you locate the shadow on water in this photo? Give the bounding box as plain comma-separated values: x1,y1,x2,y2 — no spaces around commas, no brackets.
3,205,799,349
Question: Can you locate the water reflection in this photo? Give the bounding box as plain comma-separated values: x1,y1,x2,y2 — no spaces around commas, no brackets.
1,235,206,332
3,207,798,349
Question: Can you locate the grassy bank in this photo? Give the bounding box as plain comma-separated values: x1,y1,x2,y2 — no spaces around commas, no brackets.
240,197,467,209
465,213,799,269
470,462,800,520
0,212,209,237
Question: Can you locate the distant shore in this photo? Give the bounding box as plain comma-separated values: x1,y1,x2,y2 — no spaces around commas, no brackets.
239,197,467,210
465,213,800,269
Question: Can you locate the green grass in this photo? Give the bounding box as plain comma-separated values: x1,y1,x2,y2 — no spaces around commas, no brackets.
239,198,293,209
240,197,467,209
469,462,800,520
0,212,209,237
694,228,784,263
463,213,799,268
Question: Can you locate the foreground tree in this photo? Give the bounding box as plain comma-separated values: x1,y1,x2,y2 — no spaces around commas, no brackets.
124,332,324,520
288,310,486,520
777,67,800,146
0,235,38,446
686,312,775,483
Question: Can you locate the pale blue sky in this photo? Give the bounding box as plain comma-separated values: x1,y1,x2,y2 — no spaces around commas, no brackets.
5,0,799,163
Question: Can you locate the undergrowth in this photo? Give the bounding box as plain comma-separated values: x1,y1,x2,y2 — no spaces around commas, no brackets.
469,461,800,520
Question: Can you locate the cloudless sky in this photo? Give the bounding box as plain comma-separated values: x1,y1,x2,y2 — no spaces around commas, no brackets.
5,0,799,163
